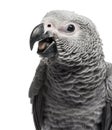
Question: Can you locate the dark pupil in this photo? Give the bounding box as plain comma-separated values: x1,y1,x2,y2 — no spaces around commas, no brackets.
67,24,75,32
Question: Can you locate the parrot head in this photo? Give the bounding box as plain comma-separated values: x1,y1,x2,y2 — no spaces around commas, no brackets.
30,10,104,66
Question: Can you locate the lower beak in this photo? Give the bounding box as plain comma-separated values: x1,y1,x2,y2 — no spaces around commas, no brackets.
30,23,57,58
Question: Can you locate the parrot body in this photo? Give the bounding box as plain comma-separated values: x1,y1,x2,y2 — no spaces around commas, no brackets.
29,10,112,130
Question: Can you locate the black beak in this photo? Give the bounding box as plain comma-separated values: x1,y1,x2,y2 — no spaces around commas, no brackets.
30,23,48,50
30,23,57,58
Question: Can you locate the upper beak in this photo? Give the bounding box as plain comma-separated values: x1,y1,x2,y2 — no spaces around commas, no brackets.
30,23,49,50
29,23,57,58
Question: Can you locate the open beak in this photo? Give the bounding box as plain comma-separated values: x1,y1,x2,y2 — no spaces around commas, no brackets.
30,23,57,58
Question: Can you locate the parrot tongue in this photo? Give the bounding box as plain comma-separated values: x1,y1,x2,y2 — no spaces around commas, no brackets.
38,41,49,52
38,37,54,53
37,37,57,57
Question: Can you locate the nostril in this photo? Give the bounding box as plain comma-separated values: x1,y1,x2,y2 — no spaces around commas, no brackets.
47,24,51,27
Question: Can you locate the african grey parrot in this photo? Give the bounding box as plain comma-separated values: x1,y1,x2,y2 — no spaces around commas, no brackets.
29,10,112,130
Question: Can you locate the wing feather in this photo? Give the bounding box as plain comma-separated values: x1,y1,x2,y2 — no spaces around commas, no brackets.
29,60,47,130
102,62,112,130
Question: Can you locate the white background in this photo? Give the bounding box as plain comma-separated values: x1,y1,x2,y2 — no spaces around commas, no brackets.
0,0,112,130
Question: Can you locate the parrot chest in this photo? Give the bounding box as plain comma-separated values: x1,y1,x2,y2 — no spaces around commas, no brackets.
42,67,106,130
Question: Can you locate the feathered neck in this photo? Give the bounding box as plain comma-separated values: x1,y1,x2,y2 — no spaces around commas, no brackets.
45,56,107,105
47,58,106,89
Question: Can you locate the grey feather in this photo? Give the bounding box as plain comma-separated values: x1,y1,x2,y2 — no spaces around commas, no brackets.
29,10,112,130
29,60,47,129
29,60,47,101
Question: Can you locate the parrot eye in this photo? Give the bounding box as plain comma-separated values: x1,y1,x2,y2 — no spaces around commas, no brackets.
67,24,75,32
47,24,51,27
